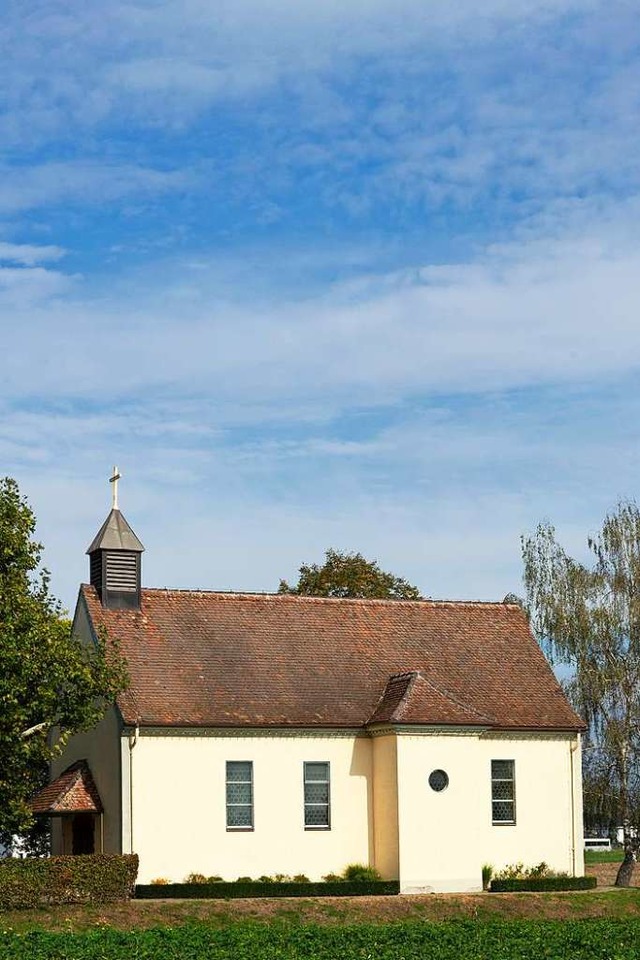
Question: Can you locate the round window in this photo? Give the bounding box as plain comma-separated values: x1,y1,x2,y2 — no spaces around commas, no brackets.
428,769,449,792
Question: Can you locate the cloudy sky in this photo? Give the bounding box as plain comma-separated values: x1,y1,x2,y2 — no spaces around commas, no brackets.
2,0,640,611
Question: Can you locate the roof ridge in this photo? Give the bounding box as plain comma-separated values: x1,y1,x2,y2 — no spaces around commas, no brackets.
82,584,516,607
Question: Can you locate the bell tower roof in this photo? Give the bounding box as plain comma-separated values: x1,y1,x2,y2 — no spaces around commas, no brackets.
86,507,145,554
86,467,144,611
86,465,145,554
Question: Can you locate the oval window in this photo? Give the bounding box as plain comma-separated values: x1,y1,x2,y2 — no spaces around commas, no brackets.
428,769,449,792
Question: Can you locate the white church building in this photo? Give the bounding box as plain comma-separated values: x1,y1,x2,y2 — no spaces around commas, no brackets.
34,476,585,893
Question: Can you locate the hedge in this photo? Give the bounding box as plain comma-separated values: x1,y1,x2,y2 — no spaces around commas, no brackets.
136,879,399,899
0,854,139,909
490,875,597,893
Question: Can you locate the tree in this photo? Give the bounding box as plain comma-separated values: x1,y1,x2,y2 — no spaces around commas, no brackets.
278,548,422,600
522,501,640,886
0,477,128,846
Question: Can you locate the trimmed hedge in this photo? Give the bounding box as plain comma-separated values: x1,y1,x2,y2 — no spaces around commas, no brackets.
136,879,399,899
0,854,139,909
490,875,597,893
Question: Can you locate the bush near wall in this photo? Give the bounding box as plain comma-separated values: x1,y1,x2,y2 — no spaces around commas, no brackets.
0,854,139,909
490,876,597,893
136,879,399,899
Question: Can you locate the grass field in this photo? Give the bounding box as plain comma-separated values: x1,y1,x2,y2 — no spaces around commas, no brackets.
585,849,625,864
0,861,637,959
1,917,640,960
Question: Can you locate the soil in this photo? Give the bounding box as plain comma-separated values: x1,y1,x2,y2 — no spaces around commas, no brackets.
587,862,639,888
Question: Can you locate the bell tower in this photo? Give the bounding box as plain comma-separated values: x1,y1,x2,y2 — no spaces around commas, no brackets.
86,467,145,611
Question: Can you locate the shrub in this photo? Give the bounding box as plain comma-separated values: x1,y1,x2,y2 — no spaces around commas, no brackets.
207,876,223,882
490,876,597,892
495,862,555,881
0,854,139,909
496,862,526,880
184,873,207,884
322,872,343,882
150,878,168,885
292,874,310,883
236,876,253,883
258,875,274,883
482,864,493,890
136,879,399,900
342,863,382,882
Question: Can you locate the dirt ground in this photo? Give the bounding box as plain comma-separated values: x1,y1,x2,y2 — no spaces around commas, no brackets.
1,864,638,932
586,862,639,888
3,881,640,933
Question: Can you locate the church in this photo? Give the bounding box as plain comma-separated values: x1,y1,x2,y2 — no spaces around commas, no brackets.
34,472,585,893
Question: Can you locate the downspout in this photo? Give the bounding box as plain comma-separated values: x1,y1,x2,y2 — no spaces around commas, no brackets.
570,737,579,876
128,722,139,854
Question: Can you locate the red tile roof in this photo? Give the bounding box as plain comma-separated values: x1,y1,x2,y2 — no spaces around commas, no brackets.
31,761,103,814
81,586,584,732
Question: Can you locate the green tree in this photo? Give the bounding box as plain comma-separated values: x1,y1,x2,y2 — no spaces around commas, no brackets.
278,548,422,600
522,501,640,886
0,477,128,845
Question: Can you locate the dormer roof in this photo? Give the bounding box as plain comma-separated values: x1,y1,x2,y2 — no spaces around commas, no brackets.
369,670,494,726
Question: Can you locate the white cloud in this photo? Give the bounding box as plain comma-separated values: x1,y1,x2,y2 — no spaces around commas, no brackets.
1,193,639,609
0,161,191,213
0,265,72,304
1,194,640,404
0,242,66,266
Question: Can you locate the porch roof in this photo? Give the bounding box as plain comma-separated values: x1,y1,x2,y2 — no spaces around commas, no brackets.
31,760,103,815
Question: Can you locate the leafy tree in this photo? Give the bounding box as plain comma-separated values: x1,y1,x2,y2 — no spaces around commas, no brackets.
522,502,640,886
278,548,422,600
0,477,128,846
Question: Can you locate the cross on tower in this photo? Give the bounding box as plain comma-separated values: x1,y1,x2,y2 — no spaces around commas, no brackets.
109,465,121,510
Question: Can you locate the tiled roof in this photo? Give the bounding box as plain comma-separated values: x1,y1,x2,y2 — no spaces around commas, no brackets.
31,761,103,814
81,586,584,732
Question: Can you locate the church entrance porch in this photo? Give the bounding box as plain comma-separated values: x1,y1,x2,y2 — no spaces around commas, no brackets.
30,759,104,855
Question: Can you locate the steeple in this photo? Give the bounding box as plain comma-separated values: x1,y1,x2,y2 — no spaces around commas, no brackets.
87,466,145,610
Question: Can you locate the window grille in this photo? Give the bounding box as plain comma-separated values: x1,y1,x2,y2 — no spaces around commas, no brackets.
491,759,515,824
226,761,253,830
304,762,330,829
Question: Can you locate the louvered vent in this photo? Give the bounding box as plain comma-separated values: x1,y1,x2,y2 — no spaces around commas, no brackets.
89,552,103,590
105,551,138,592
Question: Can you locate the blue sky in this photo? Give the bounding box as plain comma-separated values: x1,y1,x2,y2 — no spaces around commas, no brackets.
2,0,640,611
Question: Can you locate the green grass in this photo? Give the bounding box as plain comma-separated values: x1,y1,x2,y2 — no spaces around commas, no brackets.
2,918,640,959
585,849,624,863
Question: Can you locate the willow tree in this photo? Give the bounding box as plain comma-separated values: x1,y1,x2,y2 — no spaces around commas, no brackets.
0,477,128,846
522,502,640,886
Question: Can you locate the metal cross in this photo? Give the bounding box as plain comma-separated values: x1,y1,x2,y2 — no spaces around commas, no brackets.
109,465,121,510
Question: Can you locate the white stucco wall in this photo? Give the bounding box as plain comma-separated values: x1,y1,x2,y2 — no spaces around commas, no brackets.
126,730,373,884
123,726,582,889
395,729,584,893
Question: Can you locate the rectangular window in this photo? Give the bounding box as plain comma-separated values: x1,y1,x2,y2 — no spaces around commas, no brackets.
304,761,330,829
491,759,515,824
226,761,253,830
